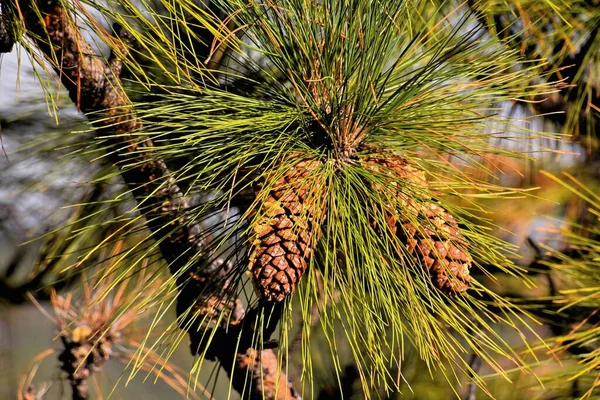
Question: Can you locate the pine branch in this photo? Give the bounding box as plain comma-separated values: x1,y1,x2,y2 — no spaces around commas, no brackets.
468,0,600,139
0,0,16,53
58,332,113,400
532,24,600,138
0,249,79,304
463,353,482,400
18,1,297,398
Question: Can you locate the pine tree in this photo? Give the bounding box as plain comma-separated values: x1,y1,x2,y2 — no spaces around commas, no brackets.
4,0,578,398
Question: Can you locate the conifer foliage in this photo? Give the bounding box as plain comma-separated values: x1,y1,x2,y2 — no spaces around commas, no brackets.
9,0,564,398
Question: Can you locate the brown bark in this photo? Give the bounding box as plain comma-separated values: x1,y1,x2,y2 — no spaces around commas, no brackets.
19,1,298,398
0,0,16,53
58,332,113,400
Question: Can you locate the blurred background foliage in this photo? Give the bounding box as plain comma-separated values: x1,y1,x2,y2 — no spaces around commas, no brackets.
1,0,600,399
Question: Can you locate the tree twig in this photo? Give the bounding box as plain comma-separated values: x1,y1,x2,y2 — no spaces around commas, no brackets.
463,353,482,400
0,0,16,53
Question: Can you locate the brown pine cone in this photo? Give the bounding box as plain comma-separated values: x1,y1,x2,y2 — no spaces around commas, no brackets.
362,154,472,296
397,200,471,295
248,157,323,302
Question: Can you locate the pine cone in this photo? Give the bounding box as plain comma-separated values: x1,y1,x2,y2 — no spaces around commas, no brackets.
248,158,323,302
397,200,471,295
363,154,472,296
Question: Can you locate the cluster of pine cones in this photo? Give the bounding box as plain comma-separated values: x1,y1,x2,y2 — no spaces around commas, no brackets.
247,153,472,302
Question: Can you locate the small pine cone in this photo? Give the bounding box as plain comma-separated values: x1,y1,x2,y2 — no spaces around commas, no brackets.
248,158,323,302
191,296,245,329
362,153,472,296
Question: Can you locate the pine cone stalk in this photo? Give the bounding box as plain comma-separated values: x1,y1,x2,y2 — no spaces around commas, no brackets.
249,158,324,302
